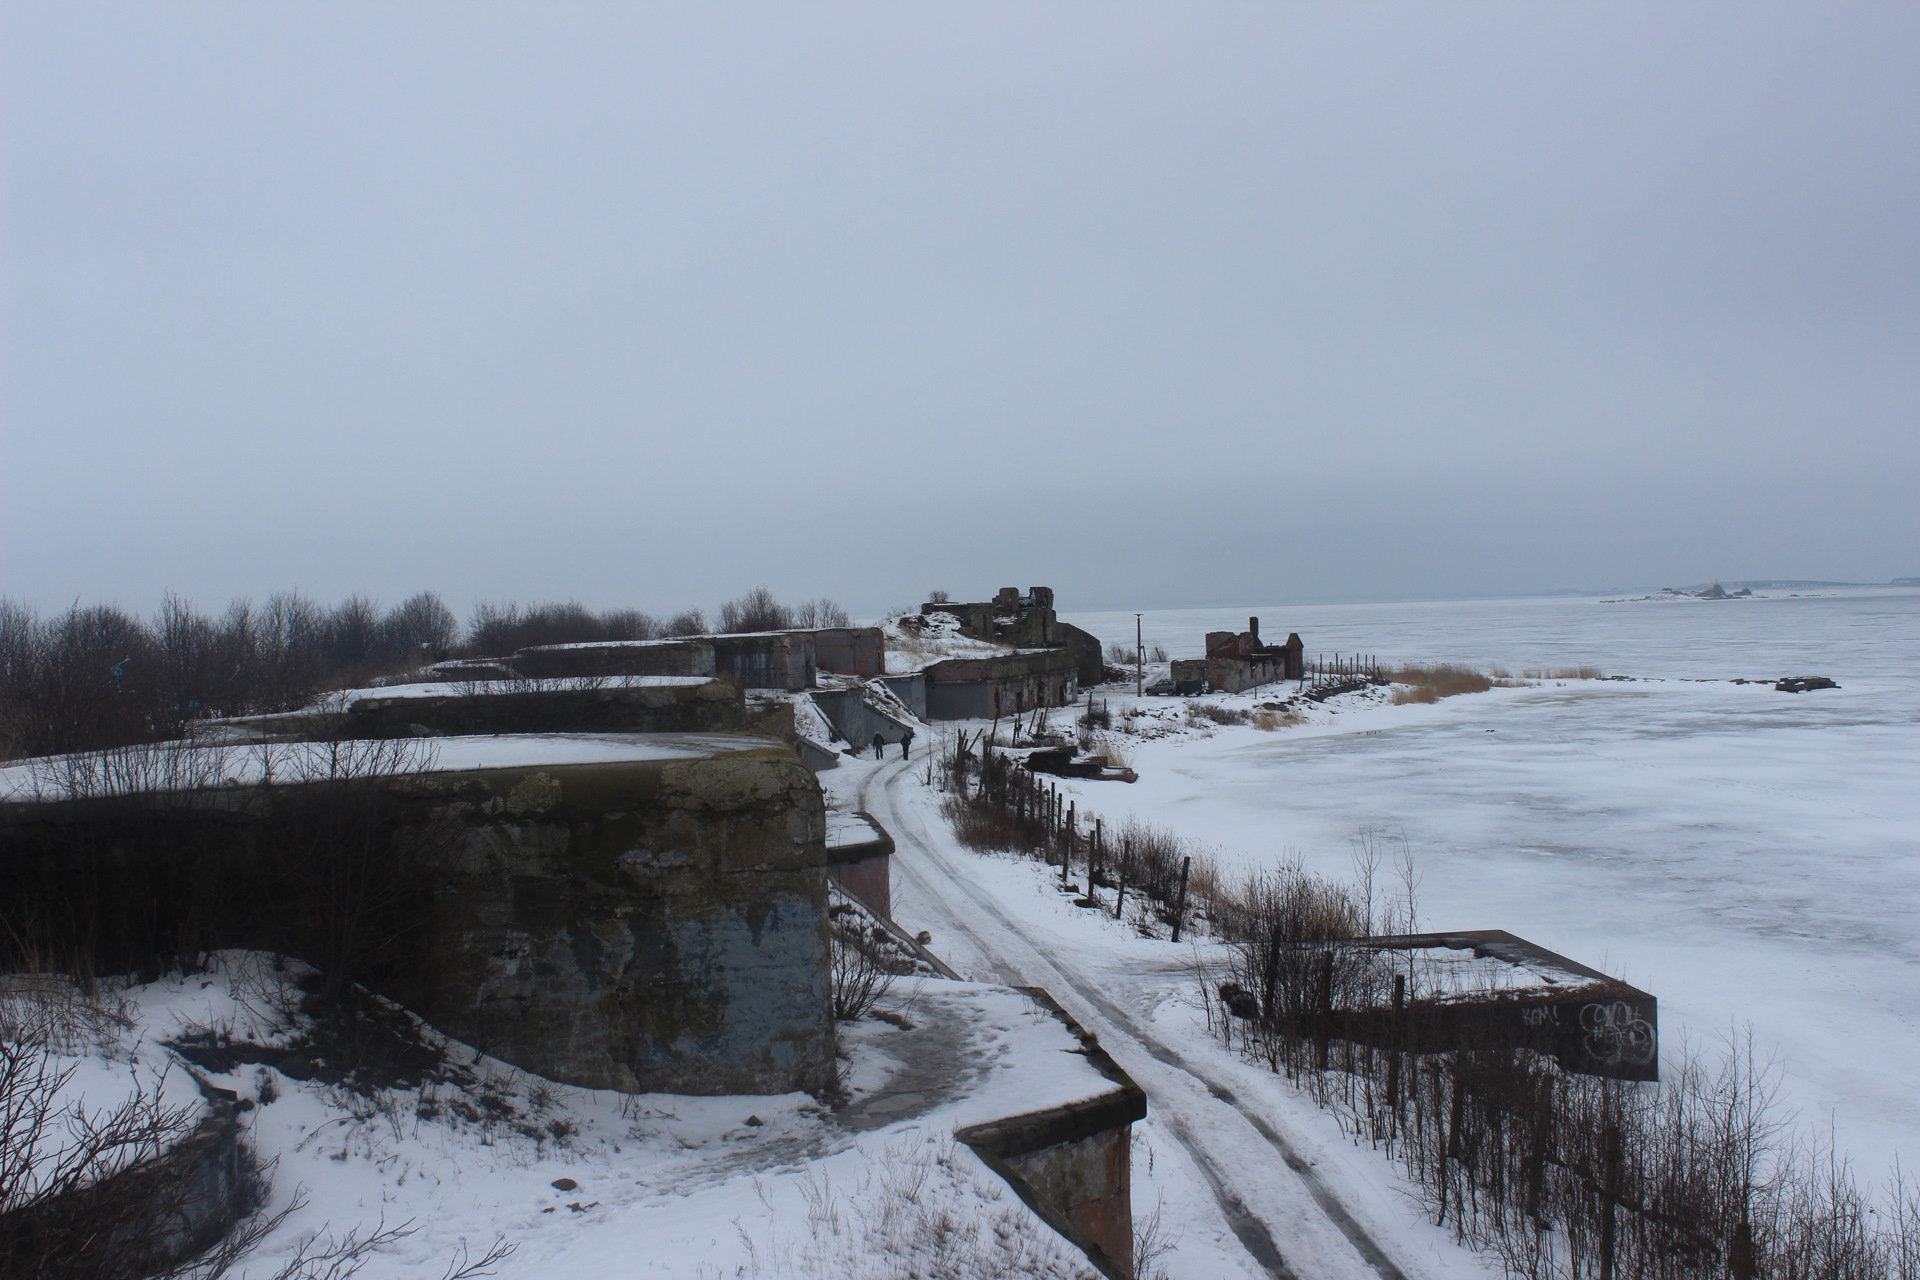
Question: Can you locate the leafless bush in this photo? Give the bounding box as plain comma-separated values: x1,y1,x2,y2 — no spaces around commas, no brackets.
0,1028,205,1278
1186,702,1250,727
828,902,904,1022
1203,854,1918,1280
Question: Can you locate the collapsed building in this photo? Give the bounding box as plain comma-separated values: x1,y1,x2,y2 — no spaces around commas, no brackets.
1170,617,1304,695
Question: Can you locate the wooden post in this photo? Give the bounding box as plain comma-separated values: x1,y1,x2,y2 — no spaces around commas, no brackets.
1114,838,1130,920
1315,949,1334,1071
1599,1123,1620,1280
1388,973,1405,1118
1524,1073,1551,1225
1064,801,1076,886
1093,817,1104,883
1260,929,1283,1026
1170,855,1192,942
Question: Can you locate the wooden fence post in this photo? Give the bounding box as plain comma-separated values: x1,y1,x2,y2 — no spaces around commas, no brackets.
1315,949,1334,1071
1170,855,1192,942
1388,972,1405,1122
1600,1123,1621,1280
1114,839,1130,920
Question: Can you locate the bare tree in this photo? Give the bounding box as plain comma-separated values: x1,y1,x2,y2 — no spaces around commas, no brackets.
379,593,458,669
793,599,851,629
664,608,708,637
718,587,793,633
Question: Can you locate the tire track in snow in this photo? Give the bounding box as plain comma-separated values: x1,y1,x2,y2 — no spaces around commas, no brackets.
859,760,1413,1280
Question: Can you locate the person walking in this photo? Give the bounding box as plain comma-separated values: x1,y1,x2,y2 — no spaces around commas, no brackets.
871,733,885,759
900,729,914,759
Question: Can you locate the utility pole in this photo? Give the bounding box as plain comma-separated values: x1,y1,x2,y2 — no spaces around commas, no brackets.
1121,614,1136,694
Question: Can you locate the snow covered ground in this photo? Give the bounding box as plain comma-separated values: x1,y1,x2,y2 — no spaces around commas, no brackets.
9,951,1117,1280
1062,587,1920,1183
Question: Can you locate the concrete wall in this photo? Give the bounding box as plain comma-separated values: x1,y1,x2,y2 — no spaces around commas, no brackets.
924,648,1079,720
0,741,836,1096
956,987,1147,1280
824,816,894,918
920,587,1103,689
513,640,716,680
811,688,914,752
877,673,927,720
1005,1128,1133,1276
811,627,885,677
346,681,745,737
512,635,817,691
1171,654,1288,695
708,632,816,691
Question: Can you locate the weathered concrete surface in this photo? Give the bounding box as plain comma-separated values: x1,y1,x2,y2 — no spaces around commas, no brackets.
810,627,885,677
413,744,833,1093
877,672,928,720
1005,1128,1133,1276
810,687,914,752
513,639,717,680
824,810,894,918
923,647,1080,720
510,634,818,690
348,681,744,738
707,632,817,691
955,987,1147,1280
0,737,835,1096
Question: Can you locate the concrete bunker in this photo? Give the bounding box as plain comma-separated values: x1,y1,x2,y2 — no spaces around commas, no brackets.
0,734,836,1096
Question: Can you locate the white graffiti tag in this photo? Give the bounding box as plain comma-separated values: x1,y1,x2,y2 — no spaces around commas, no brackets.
1579,1001,1655,1067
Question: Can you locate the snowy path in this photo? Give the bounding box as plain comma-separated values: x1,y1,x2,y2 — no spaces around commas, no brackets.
858,757,1485,1280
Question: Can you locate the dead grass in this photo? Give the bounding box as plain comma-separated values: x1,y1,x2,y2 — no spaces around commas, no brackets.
1251,708,1301,730
1384,664,1491,700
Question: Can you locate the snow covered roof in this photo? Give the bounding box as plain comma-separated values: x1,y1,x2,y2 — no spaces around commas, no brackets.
0,733,788,803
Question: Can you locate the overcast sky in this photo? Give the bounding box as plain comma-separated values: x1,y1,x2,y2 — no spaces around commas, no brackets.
4,3,1916,620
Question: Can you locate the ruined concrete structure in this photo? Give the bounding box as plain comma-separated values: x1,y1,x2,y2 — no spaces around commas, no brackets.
921,587,1105,691
207,679,746,743
504,627,886,691
1334,931,1659,1082
1170,616,1304,694
906,586,1104,720
824,810,894,917
811,627,886,677
956,989,1147,1277
0,735,836,1096
923,647,1081,720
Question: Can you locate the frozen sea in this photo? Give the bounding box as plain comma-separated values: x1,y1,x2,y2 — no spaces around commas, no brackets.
1066,588,1920,1185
